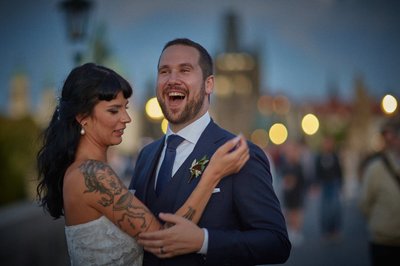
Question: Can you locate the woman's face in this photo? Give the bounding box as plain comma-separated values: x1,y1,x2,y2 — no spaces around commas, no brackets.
84,91,131,147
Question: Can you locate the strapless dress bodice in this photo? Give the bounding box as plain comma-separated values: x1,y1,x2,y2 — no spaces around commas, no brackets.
65,216,143,266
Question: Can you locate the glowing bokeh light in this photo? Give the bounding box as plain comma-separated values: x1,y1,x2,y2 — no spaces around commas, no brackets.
381,94,398,114
301,113,319,135
161,118,168,133
145,97,164,120
269,123,288,145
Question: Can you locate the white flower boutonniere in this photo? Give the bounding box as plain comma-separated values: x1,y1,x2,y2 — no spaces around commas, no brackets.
188,155,209,183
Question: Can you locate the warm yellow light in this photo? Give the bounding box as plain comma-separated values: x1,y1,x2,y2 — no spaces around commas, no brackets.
301,113,319,135
381,94,398,114
161,119,168,134
145,97,164,120
251,129,269,148
269,123,288,145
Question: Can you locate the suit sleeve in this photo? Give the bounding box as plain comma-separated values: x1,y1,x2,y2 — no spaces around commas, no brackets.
128,147,147,191
205,143,291,266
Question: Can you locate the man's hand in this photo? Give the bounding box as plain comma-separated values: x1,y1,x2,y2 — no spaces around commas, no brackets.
137,213,204,258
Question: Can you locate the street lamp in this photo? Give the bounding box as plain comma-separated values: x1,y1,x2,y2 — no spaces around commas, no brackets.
59,0,93,64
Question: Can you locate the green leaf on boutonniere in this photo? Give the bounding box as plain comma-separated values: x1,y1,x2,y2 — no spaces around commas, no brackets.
188,155,209,183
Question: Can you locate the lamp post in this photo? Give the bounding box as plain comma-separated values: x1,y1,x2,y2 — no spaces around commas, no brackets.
59,0,93,65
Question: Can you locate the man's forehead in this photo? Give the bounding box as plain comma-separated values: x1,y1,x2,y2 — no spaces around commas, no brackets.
160,45,199,64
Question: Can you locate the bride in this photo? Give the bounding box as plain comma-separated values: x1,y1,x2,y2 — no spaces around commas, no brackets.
36,63,249,265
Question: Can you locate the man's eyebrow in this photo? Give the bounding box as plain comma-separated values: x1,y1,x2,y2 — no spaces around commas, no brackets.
159,63,194,69
157,63,170,71
179,63,194,68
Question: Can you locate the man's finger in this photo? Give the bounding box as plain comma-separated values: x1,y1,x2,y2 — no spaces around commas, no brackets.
158,212,186,224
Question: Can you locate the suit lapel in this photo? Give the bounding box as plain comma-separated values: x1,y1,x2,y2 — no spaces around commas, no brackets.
139,137,165,202
171,120,229,211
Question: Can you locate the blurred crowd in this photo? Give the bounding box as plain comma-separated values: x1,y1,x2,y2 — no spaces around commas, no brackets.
267,135,344,247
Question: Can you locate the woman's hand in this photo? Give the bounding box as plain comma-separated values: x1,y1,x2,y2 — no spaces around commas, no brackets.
138,213,204,258
205,135,250,180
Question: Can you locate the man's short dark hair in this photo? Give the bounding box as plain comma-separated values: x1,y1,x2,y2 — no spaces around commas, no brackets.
161,38,214,81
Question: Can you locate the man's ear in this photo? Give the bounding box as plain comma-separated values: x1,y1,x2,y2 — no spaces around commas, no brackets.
205,75,214,95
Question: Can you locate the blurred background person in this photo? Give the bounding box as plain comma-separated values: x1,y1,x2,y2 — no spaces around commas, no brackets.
358,116,400,266
281,141,307,246
315,135,344,241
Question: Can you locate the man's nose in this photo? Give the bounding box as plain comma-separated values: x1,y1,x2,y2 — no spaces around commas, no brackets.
167,71,180,84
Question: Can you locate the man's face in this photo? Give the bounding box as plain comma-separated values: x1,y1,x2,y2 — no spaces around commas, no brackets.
156,44,212,130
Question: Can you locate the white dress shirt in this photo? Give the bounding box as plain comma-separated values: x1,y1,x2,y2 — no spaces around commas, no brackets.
155,112,211,184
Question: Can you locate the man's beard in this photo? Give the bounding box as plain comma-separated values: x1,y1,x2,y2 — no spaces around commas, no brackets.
159,85,206,125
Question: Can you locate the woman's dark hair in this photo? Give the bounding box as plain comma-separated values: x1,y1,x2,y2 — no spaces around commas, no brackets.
36,63,133,219
160,38,214,81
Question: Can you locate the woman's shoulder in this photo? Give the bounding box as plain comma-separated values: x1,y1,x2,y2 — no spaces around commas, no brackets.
76,159,110,172
65,160,112,180
64,161,86,188
63,160,116,225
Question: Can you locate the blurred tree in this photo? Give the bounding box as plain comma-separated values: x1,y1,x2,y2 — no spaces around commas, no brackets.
0,116,40,206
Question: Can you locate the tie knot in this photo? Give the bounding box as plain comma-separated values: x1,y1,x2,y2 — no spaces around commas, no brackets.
166,135,184,150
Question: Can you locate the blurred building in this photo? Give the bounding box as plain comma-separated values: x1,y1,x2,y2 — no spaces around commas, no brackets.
35,87,57,127
211,11,261,137
8,71,30,119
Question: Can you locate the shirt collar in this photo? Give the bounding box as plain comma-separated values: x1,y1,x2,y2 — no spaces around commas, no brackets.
165,112,211,144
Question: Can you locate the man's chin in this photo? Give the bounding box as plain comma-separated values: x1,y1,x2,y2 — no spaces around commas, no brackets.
165,113,189,125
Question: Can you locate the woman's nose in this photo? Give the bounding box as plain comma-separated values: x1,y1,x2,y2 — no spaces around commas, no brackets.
122,111,131,123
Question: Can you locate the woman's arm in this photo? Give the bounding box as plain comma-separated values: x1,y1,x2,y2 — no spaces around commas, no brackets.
172,135,249,225
83,135,249,237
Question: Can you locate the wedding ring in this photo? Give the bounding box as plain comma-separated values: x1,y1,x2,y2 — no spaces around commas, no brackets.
160,246,165,254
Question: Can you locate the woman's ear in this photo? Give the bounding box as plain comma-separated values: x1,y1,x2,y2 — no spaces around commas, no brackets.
75,114,87,125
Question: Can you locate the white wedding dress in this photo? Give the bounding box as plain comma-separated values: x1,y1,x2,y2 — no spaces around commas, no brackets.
65,216,143,266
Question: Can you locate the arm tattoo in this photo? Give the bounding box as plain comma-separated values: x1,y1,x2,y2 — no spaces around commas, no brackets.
79,160,155,234
164,206,196,229
80,160,122,207
182,206,196,221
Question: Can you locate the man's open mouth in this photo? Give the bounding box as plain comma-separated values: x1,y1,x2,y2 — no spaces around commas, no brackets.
168,92,185,101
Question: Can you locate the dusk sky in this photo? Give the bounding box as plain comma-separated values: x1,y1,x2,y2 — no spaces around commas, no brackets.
1,0,399,115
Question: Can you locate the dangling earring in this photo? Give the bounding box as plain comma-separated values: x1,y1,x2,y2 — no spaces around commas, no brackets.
80,125,85,135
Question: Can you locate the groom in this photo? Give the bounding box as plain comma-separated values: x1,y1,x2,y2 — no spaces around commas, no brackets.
129,38,291,266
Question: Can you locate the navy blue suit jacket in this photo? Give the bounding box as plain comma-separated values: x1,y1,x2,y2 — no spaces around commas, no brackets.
129,120,291,266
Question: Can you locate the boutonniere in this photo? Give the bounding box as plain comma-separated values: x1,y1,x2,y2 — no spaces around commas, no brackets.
188,155,209,183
